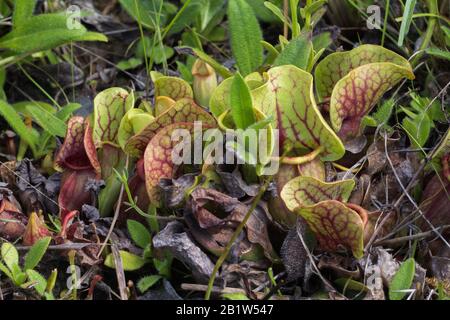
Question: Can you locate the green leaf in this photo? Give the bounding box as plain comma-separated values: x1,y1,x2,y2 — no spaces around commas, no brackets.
274,34,313,70
117,57,143,71
118,109,155,150
153,257,172,278
209,77,234,118
0,261,14,280
426,48,450,61
263,1,290,26
228,0,263,76
176,61,194,83
150,46,175,64
104,250,147,271
0,69,6,100
127,220,152,249
303,0,328,17
137,275,162,293
222,292,250,300
397,0,417,46
246,0,283,23
0,99,38,150
25,269,47,296
389,258,416,300
12,267,27,285
55,103,82,121
12,0,36,27
24,237,51,271
167,0,204,35
312,32,333,52
13,101,55,115
372,98,395,125
136,37,174,64
230,73,256,129
402,111,431,148
335,278,368,293
25,104,67,137
0,13,107,54
1,242,19,272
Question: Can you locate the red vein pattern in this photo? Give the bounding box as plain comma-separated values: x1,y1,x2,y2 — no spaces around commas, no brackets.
126,98,216,157
54,117,100,175
330,62,414,140
154,76,194,101
93,88,133,147
297,200,366,258
315,44,412,101
144,122,212,205
281,176,355,211
252,65,344,161
297,158,326,180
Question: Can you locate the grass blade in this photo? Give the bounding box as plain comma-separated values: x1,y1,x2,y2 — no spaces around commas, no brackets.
0,99,38,150
397,0,417,46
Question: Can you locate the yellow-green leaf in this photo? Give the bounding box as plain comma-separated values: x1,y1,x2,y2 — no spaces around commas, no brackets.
93,88,134,147
126,98,216,157
329,62,414,140
118,108,155,151
104,250,146,271
281,176,355,211
1,242,19,272
295,200,366,258
0,13,107,54
144,122,208,204
230,72,256,129
315,44,412,101
152,74,193,101
252,65,345,161
389,258,415,300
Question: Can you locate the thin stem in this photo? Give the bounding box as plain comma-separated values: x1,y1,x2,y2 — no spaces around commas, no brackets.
17,63,60,109
395,13,450,25
411,0,438,66
290,0,300,38
374,225,450,246
304,0,312,32
204,178,271,300
381,0,390,46
133,0,150,93
283,0,289,38
161,0,193,40
97,157,129,258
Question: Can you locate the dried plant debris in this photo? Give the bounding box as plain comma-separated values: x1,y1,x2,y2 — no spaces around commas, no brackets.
153,221,215,283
